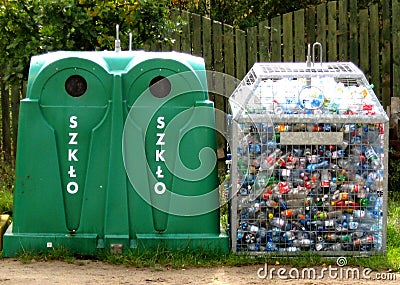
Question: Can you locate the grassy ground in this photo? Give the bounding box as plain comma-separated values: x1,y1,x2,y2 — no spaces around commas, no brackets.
1,162,400,271
0,163,13,216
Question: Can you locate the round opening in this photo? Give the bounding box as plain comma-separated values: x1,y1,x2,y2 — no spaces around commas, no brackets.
65,75,87,97
149,76,171,98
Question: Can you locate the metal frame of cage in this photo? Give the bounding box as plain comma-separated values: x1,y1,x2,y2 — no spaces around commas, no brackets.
228,61,389,256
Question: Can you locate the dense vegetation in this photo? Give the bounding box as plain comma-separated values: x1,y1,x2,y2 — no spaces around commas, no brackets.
0,0,180,85
172,0,380,29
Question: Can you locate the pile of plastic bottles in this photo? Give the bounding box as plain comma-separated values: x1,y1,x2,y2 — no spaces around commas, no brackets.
234,122,385,253
247,77,381,115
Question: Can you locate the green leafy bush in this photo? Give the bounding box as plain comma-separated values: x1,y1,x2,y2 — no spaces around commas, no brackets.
0,0,181,84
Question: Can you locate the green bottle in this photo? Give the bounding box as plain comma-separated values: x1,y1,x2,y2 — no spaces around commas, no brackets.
357,198,370,207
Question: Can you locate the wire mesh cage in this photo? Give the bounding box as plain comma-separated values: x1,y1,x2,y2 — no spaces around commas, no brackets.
228,61,389,255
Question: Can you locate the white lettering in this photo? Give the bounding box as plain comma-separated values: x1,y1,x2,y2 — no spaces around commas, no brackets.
67,181,79,194
156,165,164,178
67,116,79,195
288,268,299,279
69,116,78,128
362,268,372,279
156,133,165,146
156,116,165,129
277,268,287,280
68,165,76,178
68,149,78,161
155,116,166,195
257,263,267,279
154,182,166,195
68,132,78,145
155,149,165,162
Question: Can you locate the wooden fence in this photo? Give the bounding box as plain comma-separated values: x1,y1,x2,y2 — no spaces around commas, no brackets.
1,0,399,163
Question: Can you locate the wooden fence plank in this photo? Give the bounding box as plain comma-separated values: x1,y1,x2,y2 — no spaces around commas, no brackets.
223,24,237,118
294,9,305,62
224,24,235,77
338,0,348,61
369,4,380,96
213,20,224,72
270,16,281,62
235,29,247,79
393,0,400,99
316,3,326,63
349,0,359,65
202,17,212,70
327,1,337,61
306,6,316,44
258,20,270,62
192,13,202,56
180,10,191,53
283,12,293,62
382,0,391,106
359,9,369,76
247,26,258,70
211,21,225,153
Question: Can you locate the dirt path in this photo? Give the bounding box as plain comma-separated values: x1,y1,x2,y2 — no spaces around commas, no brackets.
0,258,397,284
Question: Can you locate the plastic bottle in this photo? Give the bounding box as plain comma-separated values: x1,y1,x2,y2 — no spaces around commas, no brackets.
266,241,279,251
353,209,366,219
248,143,261,156
279,246,300,252
243,232,256,244
364,145,382,170
293,238,313,247
274,152,289,168
270,217,286,228
339,234,351,243
285,199,306,208
281,208,304,218
331,200,360,209
324,243,342,251
306,160,329,171
314,211,327,219
356,198,370,207
373,195,383,219
265,149,283,168
324,219,337,229
315,242,327,251
353,235,374,247
331,149,346,159
265,199,278,209
325,233,338,241
326,210,343,219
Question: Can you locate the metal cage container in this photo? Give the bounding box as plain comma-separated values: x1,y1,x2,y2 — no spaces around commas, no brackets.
228,61,389,255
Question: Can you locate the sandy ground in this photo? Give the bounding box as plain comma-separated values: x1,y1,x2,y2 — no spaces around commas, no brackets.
0,258,398,284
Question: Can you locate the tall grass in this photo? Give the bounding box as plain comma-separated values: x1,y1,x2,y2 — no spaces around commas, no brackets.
0,163,13,215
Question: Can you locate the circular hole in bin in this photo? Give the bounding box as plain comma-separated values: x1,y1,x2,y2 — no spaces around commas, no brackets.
65,75,87,97
149,76,171,98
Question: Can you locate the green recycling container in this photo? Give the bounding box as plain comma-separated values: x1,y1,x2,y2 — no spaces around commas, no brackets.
3,51,229,257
